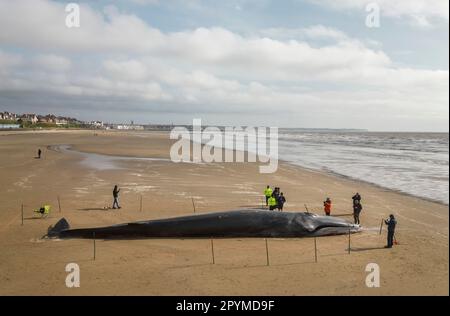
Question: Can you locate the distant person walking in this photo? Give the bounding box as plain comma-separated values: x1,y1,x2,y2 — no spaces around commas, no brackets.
268,194,278,211
112,185,121,209
264,185,273,206
353,200,362,224
324,198,332,216
384,214,397,248
37,149,42,159
352,193,361,206
277,193,286,211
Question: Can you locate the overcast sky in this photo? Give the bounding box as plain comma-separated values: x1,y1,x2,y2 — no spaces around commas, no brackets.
0,0,448,131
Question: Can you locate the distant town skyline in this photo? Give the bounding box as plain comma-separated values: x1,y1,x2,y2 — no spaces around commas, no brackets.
0,0,448,132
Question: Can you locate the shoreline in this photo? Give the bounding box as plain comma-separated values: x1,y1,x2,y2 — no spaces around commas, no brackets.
63,138,449,208
3,129,448,206
289,162,450,207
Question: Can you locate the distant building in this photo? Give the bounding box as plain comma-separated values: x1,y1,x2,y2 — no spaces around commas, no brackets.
90,121,104,128
116,124,144,130
19,114,38,124
1,111,88,128
143,124,174,131
0,112,17,121
37,115,56,123
55,118,68,126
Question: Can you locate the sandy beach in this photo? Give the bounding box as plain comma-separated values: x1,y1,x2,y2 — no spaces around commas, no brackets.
0,130,448,296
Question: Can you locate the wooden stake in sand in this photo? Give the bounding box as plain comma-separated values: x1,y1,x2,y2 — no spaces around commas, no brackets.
265,238,270,266
93,232,96,261
57,196,62,213
191,197,196,214
348,229,351,254
21,204,24,226
211,238,215,264
314,237,318,263
379,219,384,235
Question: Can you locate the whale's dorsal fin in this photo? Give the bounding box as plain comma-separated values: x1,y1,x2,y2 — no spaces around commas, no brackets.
47,218,70,237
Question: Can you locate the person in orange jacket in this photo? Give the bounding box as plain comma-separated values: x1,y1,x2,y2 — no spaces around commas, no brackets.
324,197,332,216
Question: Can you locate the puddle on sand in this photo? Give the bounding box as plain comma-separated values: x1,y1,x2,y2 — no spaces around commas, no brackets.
123,185,157,193
51,145,172,171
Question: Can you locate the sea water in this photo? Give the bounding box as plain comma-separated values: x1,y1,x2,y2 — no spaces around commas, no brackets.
278,130,449,205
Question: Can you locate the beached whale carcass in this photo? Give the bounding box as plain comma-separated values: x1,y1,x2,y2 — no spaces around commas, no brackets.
47,210,360,239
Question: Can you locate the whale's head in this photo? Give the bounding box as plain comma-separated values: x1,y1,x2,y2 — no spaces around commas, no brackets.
294,213,361,236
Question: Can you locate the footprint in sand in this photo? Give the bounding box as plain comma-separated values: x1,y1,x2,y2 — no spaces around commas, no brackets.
14,174,36,189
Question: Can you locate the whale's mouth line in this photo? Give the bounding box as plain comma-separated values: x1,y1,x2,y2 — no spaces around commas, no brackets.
311,224,361,236
314,224,358,230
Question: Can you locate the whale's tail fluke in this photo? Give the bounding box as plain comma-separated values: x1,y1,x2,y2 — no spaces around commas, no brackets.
47,218,70,238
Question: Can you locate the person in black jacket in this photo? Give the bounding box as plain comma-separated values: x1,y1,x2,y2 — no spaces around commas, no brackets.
352,193,361,206
384,214,397,248
112,185,121,209
277,193,286,211
353,200,363,224
273,187,280,200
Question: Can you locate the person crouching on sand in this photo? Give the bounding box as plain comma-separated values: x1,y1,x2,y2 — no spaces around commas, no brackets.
324,198,332,216
112,185,121,209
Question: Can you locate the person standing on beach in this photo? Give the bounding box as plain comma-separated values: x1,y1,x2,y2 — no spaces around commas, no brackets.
112,185,121,209
268,194,278,211
264,186,273,206
37,149,42,159
277,193,286,211
324,198,332,216
384,214,397,248
274,187,280,199
272,188,280,205
352,193,361,206
353,200,362,224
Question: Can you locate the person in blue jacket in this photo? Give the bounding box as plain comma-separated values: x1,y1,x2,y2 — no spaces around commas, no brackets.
384,214,397,248
277,193,286,211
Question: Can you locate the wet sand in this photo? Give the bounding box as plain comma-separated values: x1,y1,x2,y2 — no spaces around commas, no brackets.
0,130,448,295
